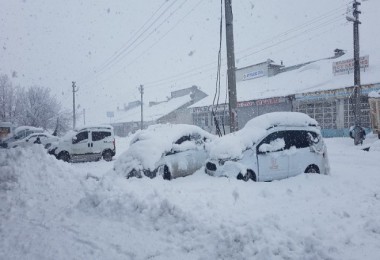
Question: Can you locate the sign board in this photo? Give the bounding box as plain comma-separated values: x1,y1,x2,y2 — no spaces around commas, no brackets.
106,111,114,118
333,55,369,76
192,97,286,114
242,70,264,81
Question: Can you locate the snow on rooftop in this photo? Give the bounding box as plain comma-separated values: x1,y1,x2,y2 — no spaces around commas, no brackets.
191,50,380,108
112,94,192,124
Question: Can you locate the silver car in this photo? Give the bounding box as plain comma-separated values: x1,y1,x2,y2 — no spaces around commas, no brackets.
114,124,215,180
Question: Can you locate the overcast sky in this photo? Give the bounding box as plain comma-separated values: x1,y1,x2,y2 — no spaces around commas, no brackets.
1,0,376,124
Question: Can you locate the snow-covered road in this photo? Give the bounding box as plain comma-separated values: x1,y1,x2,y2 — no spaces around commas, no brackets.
1,137,380,259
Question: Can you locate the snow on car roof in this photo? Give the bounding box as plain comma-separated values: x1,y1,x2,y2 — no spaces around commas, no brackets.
77,125,113,131
244,112,318,129
208,112,319,160
14,126,43,134
115,124,215,174
130,123,215,144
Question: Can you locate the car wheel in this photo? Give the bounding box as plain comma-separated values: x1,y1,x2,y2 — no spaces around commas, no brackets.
305,165,320,174
58,152,70,162
245,170,256,181
162,165,172,180
238,169,256,182
127,169,141,178
102,150,113,162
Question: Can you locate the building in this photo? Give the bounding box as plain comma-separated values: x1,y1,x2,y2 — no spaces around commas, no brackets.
190,52,380,137
111,86,207,136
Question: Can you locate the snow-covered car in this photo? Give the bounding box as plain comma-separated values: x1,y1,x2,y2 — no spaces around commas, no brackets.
114,124,216,180
50,125,116,162
9,132,60,149
205,112,330,182
0,126,44,148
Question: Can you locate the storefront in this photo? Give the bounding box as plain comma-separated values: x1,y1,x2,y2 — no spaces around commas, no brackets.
191,83,380,137
294,84,380,137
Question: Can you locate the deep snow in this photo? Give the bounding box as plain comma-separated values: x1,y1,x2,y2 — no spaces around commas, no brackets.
1,136,380,260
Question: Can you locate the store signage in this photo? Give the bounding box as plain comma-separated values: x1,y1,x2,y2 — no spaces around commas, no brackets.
242,70,264,80
192,97,285,113
295,84,380,101
332,55,369,76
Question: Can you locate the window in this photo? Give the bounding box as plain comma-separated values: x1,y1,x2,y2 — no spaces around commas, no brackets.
73,131,88,144
92,131,111,141
258,131,286,153
286,131,309,149
175,135,191,145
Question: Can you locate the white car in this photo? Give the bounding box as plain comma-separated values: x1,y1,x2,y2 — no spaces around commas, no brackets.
205,112,330,181
10,132,60,149
50,125,116,162
1,126,44,148
114,124,216,180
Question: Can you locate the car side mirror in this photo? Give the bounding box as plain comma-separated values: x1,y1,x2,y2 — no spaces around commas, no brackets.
72,136,77,144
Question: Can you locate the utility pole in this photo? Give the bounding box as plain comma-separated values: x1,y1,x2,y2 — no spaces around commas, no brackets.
83,108,86,126
347,0,364,145
224,0,238,133
139,85,144,130
72,81,79,129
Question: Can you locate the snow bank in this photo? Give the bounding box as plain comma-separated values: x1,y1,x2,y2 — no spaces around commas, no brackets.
1,137,380,259
0,146,85,259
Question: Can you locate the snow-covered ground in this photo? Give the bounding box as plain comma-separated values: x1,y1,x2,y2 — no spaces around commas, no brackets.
1,136,380,260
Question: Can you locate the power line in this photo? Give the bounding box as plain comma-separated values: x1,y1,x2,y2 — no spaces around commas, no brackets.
87,0,194,87
87,0,199,88
211,0,224,137
236,3,352,55
96,0,182,75
144,15,347,89
141,3,353,88
79,0,184,86
238,13,347,61
77,0,171,84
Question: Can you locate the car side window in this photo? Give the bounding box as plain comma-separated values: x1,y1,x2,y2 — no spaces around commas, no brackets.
27,136,36,142
73,131,88,144
175,135,191,145
258,131,286,153
286,130,318,149
92,131,111,142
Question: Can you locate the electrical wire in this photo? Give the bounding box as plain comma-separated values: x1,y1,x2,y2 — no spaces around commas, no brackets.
141,16,345,90
79,0,184,86
238,12,347,61
140,2,354,88
211,0,224,137
77,0,171,84
89,0,202,89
